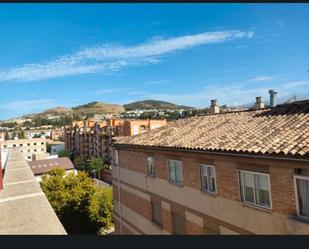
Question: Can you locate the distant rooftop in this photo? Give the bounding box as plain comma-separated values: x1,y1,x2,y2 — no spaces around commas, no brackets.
28,157,74,176
0,149,66,234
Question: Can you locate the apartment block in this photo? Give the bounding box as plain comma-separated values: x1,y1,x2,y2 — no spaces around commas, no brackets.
0,138,47,161
64,118,166,163
112,100,309,235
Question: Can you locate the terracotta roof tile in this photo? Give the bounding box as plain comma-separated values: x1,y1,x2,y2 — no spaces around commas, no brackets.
115,101,309,158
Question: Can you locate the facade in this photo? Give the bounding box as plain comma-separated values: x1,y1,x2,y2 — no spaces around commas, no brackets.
0,138,47,161
64,118,167,164
50,128,64,141
112,100,309,235
28,157,76,181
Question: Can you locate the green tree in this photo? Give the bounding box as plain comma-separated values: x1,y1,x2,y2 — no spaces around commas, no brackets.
58,149,70,158
88,156,105,179
74,154,88,171
89,187,113,234
40,168,113,234
18,129,26,139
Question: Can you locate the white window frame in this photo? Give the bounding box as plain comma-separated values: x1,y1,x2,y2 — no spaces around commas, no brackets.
200,164,217,194
147,156,155,177
168,159,183,185
238,170,272,210
294,173,309,219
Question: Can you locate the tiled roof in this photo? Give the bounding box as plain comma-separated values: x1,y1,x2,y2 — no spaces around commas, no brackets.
114,101,309,158
28,157,75,175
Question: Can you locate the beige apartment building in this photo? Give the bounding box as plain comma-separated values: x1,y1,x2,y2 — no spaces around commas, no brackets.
112,99,309,235
64,118,167,163
0,138,47,161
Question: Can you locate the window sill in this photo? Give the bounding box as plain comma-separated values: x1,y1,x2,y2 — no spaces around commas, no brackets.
201,190,217,197
168,180,184,188
291,215,309,225
241,202,272,213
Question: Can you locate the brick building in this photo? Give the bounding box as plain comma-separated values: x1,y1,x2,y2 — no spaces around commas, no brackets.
112,99,309,235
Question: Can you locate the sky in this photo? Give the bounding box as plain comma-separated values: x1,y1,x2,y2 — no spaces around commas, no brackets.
0,3,308,120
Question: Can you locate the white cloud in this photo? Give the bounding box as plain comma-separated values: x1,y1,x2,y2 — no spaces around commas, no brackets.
282,80,309,90
249,75,279,82
146,79,172,85
0,30,254,82
1,99,56,112
92,88,128,95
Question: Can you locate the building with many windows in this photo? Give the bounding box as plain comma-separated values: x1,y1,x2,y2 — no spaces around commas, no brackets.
0,138,47,161
112,99,309,235
64,118,167,164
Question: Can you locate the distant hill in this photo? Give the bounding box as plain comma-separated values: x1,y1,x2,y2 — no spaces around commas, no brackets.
43,106,72,115
124,100,191,111
72,101,125,114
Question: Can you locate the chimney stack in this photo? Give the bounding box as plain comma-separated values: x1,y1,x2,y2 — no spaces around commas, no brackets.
255,96,265,109
210,99,220,114
269,89,278,107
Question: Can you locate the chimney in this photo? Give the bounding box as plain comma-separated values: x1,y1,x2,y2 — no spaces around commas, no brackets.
269,89,278,107
210,99,220,114
255,96,265,109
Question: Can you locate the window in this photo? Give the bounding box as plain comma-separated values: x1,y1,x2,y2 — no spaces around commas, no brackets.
41,142,44,145
34,149,37,152
172,212,186,235
200,164,216,193
4,145,7,148
239,170,271,209
20,144,23,147
168,160,183,184
294,169,309,218
34,143,37,145
41,149,44,151
27,156,31,159
13,144,16,147
27,143,30,146
28,150,31,153
151,202,162,227
147,156,155,177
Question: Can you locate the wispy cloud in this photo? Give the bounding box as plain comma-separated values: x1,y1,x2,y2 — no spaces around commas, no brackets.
0,30,254,82
146,79,172,85
0,99,57,112
92,88,128,95
282,80,309,90
145,78,309,108
249,75,279,82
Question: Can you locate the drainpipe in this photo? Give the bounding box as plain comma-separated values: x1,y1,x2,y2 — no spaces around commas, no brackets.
116,149,123,235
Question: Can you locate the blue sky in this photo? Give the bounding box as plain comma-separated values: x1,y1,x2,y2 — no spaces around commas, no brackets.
0,3,308,120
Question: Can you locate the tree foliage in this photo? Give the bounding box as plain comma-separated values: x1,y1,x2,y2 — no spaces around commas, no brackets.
40,168,113,234
58,149,70,158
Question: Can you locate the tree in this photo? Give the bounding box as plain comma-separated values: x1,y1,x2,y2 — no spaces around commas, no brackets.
74,154,88,171
40,168,113,234
18,129,26,139
89,187,113,234
88,156,105,179
58,149,70,158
